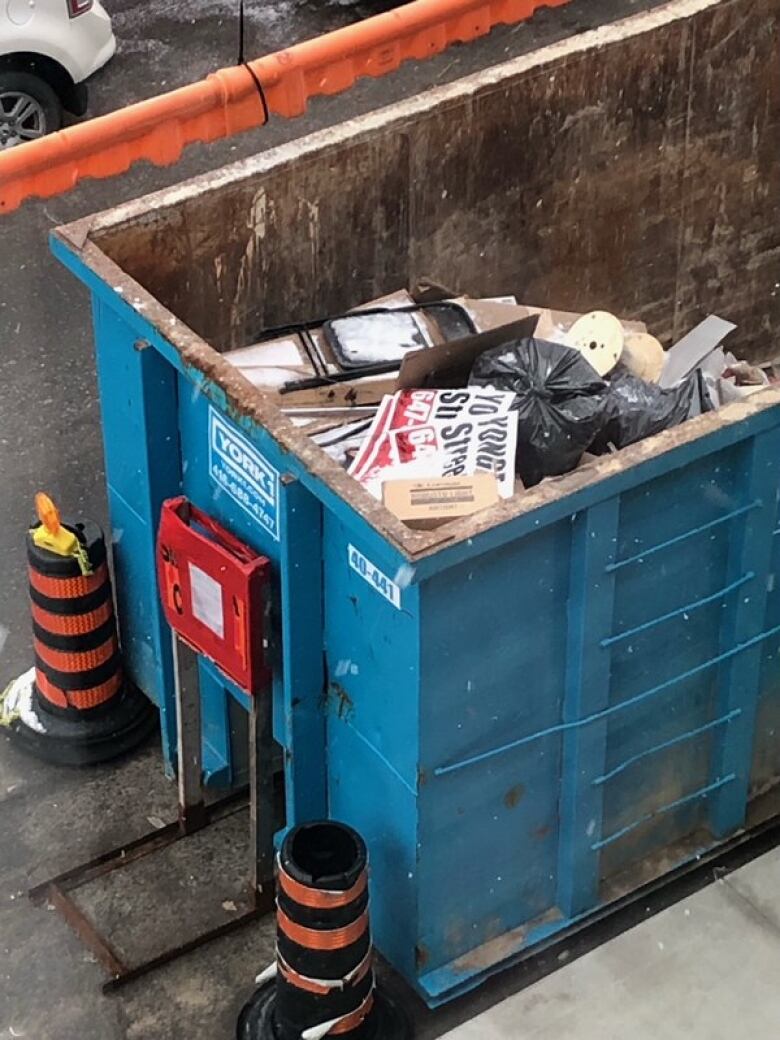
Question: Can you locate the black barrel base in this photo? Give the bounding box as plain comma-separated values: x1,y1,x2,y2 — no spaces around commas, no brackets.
237,981,412,1040
2,670,158,766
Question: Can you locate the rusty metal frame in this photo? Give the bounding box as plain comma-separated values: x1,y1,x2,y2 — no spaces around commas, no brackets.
29,637,277,993
28,789,274,992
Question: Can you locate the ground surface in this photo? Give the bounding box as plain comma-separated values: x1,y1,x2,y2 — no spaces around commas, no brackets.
0,1,688,1038
444,847,780,1039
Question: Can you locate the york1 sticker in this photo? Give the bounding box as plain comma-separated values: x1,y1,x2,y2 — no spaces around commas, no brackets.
209,409,280,541
348,544,401,609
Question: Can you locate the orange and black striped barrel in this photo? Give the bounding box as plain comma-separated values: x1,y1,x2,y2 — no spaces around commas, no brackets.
27,520,123,715
275,821,375,1038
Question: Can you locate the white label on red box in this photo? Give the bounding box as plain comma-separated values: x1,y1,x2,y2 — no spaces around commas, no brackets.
188,562,225,638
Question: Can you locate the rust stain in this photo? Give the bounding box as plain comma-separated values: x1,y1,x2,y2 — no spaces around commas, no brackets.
417,768,429,788
504,783,525,809
415,944,430,970
445,919,466,955
532,824,551,841
452,907,562,974
325,682,354,721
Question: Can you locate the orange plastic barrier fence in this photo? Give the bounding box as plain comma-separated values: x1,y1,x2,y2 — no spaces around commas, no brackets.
0,0,570,213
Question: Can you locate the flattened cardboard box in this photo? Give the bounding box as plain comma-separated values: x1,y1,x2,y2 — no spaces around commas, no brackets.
382,473,500,527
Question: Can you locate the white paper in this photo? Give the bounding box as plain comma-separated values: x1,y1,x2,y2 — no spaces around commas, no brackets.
188,563,224,639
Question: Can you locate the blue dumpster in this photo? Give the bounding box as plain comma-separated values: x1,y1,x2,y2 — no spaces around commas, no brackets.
52,0,780,1005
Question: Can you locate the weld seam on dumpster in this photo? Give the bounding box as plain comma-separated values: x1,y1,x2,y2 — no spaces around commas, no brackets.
600,572,756,647
434,621,780,777
591,711,742,787
591,774,737,850
605,499,763,572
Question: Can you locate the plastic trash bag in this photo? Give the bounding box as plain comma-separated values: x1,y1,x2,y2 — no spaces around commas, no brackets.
590,367,712,453
469,337,609,486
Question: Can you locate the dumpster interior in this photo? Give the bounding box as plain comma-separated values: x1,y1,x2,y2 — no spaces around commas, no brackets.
78,0,780,551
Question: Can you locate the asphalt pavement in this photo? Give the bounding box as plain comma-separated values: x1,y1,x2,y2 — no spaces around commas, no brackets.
0,1,670,1037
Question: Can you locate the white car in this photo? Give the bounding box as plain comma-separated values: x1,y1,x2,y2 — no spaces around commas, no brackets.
0,0,115,148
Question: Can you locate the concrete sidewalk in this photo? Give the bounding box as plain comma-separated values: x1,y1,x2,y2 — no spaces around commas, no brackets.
441,848,780,1040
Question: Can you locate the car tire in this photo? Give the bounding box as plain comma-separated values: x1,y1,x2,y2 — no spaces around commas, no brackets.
0,71,62,148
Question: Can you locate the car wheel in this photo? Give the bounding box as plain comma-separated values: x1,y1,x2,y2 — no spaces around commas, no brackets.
0,72,62,149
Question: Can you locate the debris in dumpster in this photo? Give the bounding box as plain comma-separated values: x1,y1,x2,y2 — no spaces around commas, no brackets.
658,314,737,388
383,473,500,527
279,372,399,408
224,288,528,397
239,283,756,509
724,360,770,387
589,367,712,454
534,306,646,345
469,337,609,487
563,310,624,376
620,332,665,383
397,317,540,390
312,418,376,468
348,388,518,501
323,301,474,368
283,406,378,433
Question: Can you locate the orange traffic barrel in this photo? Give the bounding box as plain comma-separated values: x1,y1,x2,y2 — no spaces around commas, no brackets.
1,501,156,765
238,821,410,1040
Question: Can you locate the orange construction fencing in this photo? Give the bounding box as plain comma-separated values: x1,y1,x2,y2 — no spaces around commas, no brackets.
0,0,570,214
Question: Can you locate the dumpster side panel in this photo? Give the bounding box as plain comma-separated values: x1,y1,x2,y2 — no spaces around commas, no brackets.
91,298,181,768
417,522,570,971
323,514,421,979
754,489,780,789
598,446,742,877
415,422,780,995
177,389,327,817
600,432,780,873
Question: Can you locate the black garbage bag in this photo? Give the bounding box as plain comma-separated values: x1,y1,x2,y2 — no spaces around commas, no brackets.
590,367,713,453
469,337,609,486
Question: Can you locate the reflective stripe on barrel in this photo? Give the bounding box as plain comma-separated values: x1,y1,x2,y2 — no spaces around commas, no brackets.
31,597,113,636
27,523,123,716
277,906,369,951
277,948,373,997
278,863,368,910
35,668,122,711
273,821,377,1038
28,562,108,600
330,992,375,1035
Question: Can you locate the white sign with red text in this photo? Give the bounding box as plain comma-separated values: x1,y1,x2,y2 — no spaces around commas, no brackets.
348,389,518,499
